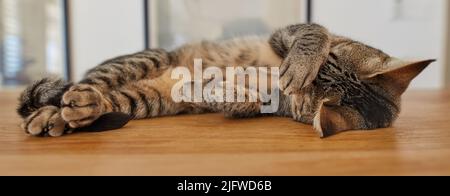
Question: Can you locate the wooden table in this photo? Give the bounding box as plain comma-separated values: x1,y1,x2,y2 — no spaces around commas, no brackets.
0,90,449,176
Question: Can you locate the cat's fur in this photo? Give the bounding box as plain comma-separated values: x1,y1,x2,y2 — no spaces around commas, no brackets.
17,24,434,137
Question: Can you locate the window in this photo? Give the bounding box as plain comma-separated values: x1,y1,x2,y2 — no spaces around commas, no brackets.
0,0,67,87
150,0,305,49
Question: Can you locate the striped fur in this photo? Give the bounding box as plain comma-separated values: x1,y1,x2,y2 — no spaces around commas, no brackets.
17,23,432,137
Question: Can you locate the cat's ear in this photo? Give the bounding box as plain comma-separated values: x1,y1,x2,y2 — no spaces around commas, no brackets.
364,59,435,95
313,100,364,138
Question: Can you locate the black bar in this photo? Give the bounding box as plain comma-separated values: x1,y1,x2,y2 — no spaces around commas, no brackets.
62,0,72,81
2,177,424,193
143,0,150,49
306,0,313,23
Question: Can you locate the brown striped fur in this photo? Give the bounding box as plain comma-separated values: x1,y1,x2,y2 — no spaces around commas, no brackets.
17,24,433,138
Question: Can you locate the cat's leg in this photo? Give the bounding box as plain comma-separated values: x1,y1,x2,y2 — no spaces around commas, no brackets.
60,79,189,129
79,49,172,93
199,81,266,118
19,49,173,136
219,92,293,118
62,49,173,128
200,101,261,118
20,79,180,136
61,50,171,128
269,24,331,95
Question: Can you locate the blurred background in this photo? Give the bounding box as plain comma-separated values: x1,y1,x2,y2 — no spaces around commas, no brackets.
0,0,449,89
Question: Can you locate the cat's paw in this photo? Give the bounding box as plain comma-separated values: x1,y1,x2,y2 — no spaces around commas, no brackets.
221,84,261,118
21,106,68,137
279,57,320,95
291,94,314,124
61,84,105,128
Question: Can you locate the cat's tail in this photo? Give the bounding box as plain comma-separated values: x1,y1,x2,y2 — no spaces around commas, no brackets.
17,77,73,118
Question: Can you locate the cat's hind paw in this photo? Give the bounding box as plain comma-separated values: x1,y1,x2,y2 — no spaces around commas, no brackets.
21,106,68,137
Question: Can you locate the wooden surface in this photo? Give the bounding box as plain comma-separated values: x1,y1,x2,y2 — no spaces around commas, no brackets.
0,90,449,176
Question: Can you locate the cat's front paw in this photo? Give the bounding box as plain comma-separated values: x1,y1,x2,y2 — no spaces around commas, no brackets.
61,84,105,128
291,94,314,124
279,57,320,95
21,106,68,137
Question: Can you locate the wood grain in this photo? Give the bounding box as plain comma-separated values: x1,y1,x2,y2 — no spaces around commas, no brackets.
0,90,449,176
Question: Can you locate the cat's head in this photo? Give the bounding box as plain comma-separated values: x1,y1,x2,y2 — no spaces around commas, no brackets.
313,58,435,138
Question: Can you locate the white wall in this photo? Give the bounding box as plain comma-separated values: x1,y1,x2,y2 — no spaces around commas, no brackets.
68,0,447,88
70,0,145,81
314,0,447,89
150,0,304,49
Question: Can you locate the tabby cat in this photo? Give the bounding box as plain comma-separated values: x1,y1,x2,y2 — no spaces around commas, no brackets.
17,24,434,138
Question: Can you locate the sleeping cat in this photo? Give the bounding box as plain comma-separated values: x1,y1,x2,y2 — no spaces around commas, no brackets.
17,24,434,138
